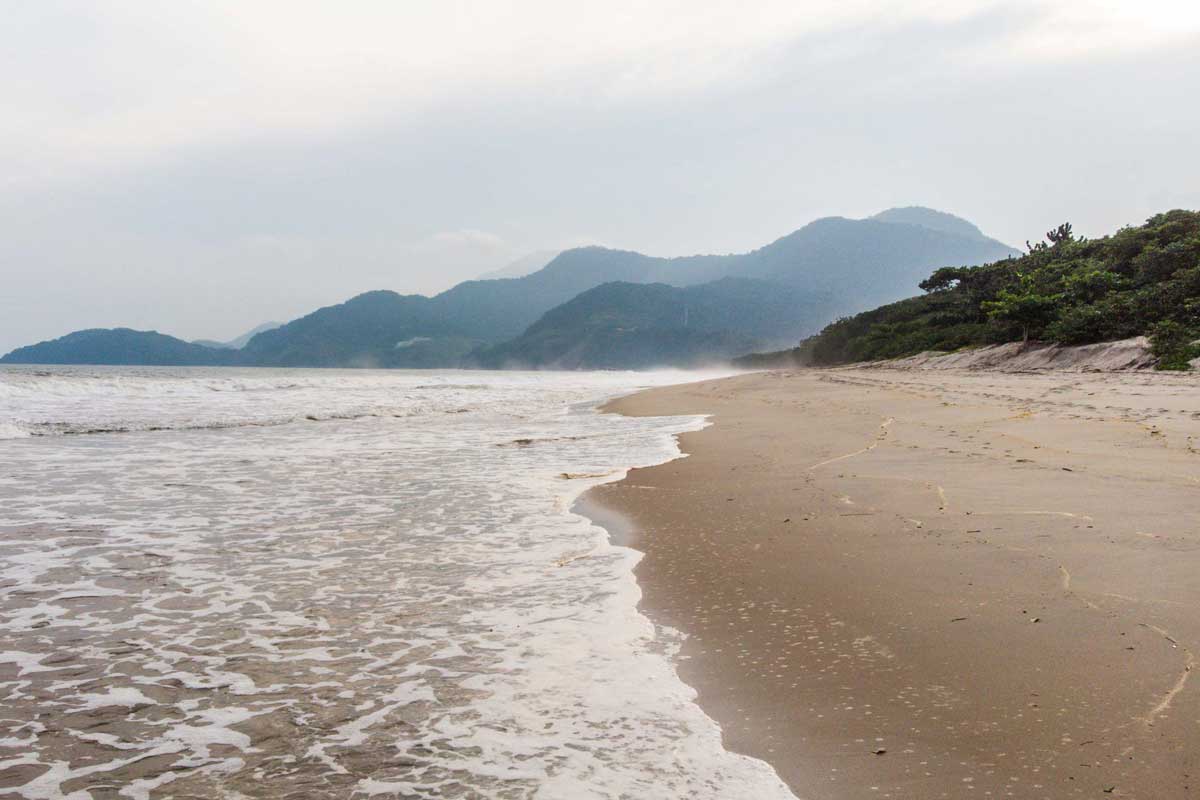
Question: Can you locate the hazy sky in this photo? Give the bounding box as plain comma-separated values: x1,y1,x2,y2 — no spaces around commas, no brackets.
3,1,1199,353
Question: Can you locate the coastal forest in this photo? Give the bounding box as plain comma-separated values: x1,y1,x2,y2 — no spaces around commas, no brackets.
764,210,1200,369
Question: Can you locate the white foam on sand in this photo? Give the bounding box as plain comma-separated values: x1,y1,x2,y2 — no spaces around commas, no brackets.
75,688,157,710
0,367,796,799
0,651,57,676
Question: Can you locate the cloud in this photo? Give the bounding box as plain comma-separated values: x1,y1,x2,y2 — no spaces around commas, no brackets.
5,1,1198,189
1,2,1198,354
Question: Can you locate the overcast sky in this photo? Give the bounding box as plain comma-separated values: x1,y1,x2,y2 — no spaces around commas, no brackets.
3,1,1199,353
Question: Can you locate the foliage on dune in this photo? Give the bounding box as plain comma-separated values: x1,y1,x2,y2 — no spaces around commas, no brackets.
758,211,1200,369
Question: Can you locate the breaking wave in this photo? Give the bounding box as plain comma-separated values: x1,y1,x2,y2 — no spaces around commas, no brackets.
0,365,795,799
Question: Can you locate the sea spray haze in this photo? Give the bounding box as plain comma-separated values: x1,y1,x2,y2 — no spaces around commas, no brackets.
0,366,795,799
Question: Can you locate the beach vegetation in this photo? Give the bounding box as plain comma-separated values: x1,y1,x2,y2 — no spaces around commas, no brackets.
761,210,1200,368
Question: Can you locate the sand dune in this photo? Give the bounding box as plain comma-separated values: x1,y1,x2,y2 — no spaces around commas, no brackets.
868,336,1159,371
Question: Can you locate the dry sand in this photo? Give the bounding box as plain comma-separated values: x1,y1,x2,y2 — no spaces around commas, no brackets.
585,367,1200,799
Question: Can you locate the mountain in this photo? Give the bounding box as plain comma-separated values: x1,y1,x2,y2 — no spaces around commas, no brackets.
476,250,562,281
240,247,676,366
473,278,823,369
467,209,1016,320
870,207,987,240
727,215,1016,316
192,321,282,350
4,206,1018,368
0,329,230,366
239,291,473,368
225,321,283,349
243,206,1014,367
739,210,1200,369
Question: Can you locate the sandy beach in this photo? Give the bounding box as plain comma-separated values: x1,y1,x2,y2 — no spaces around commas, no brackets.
586,367,1200,799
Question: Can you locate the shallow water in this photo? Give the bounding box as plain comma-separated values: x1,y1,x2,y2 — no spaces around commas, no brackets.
0,366,796,799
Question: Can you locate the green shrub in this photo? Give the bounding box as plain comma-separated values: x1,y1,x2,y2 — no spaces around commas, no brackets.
1149,320,1200,371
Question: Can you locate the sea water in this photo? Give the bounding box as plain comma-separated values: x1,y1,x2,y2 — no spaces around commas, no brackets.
0,366,796,799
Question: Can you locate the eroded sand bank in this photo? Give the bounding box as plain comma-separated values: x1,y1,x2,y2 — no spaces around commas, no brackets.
588,367,1200,799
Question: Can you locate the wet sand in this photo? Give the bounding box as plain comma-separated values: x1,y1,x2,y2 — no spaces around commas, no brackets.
586,368,1200,799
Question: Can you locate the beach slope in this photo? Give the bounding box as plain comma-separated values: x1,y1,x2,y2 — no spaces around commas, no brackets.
588,368,1200,799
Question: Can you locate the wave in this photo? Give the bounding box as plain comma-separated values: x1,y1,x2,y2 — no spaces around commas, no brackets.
0,365,731,441
0,368,787,798
0,421,30,439
0,367,514,439
0,406,484,438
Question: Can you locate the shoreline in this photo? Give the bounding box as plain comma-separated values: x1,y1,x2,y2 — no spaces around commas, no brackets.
583,367,1200,799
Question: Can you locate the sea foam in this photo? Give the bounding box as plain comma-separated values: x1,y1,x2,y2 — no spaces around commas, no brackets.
0,366,796,799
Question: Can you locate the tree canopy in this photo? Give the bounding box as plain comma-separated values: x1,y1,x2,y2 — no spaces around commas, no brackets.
769,210,1200,369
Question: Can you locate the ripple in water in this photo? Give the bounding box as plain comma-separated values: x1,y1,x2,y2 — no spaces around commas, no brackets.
0,367,796,799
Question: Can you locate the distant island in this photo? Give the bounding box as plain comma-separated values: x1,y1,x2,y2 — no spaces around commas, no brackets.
738,210,1200,371
1,207,1017,369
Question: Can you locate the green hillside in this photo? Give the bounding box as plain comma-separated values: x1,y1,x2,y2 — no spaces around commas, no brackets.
0,329,230,366
240,208,1013,368
473,278,820,369
238,291,472,368
744,210,1200,369
4,206,1017,369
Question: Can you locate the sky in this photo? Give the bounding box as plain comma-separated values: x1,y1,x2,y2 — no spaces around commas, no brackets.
3,1,1200,353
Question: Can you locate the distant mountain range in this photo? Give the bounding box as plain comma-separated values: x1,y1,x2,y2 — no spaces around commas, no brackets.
473,278,824,369
191,321,282,350
476,250,562,281
2,207,1018,369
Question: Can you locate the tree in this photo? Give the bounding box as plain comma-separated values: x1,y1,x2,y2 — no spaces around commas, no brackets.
1027,222,1074,253
1046,222,1074,245
920,266,971,292
980,273,1061,343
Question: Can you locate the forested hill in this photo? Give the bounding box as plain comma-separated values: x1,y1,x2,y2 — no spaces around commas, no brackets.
472,278,823,369
3,206,1017,369
743,210,1200,370
0,329,231,367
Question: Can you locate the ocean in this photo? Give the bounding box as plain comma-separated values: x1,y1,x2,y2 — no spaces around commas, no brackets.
0,366,796,799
